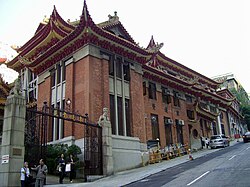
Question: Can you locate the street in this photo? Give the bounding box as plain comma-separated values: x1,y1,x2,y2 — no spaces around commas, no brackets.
126,142,250,187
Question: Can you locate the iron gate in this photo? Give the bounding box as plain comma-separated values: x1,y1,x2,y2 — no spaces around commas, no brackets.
24,102,102,175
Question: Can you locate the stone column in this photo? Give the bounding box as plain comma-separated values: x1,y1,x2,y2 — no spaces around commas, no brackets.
98,108,114,176
0,94,26,187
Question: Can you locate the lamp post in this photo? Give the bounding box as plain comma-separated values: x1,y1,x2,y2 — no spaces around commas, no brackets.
66,98,71,111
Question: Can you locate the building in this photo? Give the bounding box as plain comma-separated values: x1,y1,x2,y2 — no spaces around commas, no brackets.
213,73,249,105
7,2,234,154
0,76,11,145
217,89,245,137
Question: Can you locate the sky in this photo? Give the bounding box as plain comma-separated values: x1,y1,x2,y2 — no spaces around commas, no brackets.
0,0,249,93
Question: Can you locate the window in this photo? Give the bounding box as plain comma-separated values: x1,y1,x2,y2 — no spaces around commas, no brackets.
26,70,38,103
109,57,114,76
220,112,224,120
200,102,208,110
151,114,159,140
173,92,180,107
185,95,192,103
123,62,130,81
221,124,225,135
164,117,173,145
176,119,184,144
187,110,195,120
116,58,122,79
143,82,147,96
117,97,124,135
193,129,198,139
210,106,217,114
162,87,171,104
51,69,56,87
51,62,66,141
108,55,131,136
0,118,3,145
212,122,217,135
125,99,131,136
110,95,116,135
148,82,157,100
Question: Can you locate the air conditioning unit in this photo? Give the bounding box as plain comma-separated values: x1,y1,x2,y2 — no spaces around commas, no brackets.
165,118,173,125
163,89,171,95
178,120,185,125
177,93,182,98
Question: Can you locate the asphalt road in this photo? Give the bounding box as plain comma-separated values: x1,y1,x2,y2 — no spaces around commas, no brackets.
125,142,250,187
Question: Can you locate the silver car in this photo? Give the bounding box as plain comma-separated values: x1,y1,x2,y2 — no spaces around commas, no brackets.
209,134,230,148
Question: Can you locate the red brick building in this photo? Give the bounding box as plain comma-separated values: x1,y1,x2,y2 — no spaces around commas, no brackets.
7,1,235,149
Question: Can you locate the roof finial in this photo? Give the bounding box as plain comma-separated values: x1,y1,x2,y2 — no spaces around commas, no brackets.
146,35,164,52
108,11,119,23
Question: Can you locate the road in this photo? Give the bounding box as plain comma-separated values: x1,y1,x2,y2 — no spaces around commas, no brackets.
125,142,250,187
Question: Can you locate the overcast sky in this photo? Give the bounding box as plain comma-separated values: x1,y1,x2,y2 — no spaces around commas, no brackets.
0,0,249,93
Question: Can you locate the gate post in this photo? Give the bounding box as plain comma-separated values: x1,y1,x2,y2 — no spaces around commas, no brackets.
0,78,26,187
98,108,114,176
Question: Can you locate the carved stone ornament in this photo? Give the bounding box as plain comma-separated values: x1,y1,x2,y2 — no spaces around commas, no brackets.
9,75,22,96
98,107,110,125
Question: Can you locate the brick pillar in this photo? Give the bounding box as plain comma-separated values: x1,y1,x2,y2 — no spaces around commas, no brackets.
0,94,26,187
98,108,114,176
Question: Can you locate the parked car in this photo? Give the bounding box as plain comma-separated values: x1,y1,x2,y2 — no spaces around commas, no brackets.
243,132,250,143
209,134,230,148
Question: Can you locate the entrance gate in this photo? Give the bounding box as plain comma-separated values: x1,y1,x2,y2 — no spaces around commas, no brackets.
25,102,102,175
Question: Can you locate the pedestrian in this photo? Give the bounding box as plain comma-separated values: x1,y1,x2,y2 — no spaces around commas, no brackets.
31,159,48,187
58,153,66,184
20,162,30,187
67,154,76,183
205,138,209,148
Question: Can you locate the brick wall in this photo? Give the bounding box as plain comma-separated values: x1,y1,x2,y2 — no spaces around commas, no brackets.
143,87,191,147
130,69,146,142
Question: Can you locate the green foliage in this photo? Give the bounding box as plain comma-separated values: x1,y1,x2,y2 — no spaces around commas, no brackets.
242,105,250,130
230,88,250,130
46,144,82,174
67,144,82,157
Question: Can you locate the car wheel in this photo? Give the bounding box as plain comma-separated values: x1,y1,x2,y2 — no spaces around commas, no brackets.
244,139,247,143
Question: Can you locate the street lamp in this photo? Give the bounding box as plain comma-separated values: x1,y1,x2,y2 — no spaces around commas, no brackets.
66,98,71,111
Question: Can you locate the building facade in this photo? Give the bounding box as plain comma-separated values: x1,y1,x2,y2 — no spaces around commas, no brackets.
7,2,235,151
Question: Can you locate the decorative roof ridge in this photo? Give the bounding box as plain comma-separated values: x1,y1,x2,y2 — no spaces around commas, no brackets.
7,23,52,67
8,17,69,68
146,35,156,50
29,0,93,68
16,21,50,53
49,18,68,37
216,89,239,105
143,64,232,105
17,5,73,53
157,51,221,87
31,0,150,69
96,26,147,54
51,5,75,31
98,16,135,44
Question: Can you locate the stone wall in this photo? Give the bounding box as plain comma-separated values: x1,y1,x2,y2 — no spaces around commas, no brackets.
112,135,145,172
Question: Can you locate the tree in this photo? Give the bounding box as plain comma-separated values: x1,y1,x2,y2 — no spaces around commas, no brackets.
242,106,250,130
46,144,82,174
229,88,250,130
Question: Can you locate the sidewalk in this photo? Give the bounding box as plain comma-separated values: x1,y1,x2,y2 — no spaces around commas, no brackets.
45,139,242,187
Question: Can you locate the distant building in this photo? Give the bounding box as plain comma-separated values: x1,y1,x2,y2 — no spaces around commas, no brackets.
217,89,245,138
7,2,235,153
212,73,249,104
